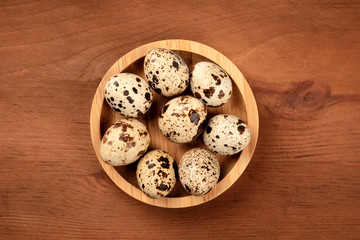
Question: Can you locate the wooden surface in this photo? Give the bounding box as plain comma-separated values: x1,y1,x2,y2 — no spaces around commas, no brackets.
1,0,359,239
90,40,259,208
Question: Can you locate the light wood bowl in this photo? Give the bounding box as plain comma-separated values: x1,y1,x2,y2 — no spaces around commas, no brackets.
90,39,259,208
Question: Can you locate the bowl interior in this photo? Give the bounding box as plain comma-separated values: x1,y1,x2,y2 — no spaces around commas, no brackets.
99,50,247,198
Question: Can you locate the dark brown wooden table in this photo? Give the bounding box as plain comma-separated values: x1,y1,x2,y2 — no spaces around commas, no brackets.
1,1,359,239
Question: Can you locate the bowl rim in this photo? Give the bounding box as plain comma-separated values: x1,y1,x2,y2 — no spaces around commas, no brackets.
90,39,259,208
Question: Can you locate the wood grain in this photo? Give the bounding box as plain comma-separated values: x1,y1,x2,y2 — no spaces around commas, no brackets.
1,0,359,239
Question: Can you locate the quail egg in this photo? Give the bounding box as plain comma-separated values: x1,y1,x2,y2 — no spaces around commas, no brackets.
144,48,189,97
100,118,150,166
178,148,220,196
104,73,153,117
158,95,207,143
136,150,177,198
203,114,251,155
191,62,232,107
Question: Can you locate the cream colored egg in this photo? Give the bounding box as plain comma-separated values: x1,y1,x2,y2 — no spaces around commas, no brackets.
136,150,176,198
191,62,232,107
144,48,189,97
158,96,207,143
203,114,251,155
179,148,220,196
104,73,153,117
100,119,150,166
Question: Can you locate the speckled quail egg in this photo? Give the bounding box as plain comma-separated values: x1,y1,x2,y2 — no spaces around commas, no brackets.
100,119,150,166
191,62,232,107
179,148,220,196
104,73,153,117
158,96,207,143
203,114,251,155
144,48,190,97
136,150,177,198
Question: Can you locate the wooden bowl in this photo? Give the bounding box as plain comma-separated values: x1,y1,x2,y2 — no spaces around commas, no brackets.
90,39,259,208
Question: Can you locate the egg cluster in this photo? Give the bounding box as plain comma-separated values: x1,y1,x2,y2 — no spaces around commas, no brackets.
100,48,251,198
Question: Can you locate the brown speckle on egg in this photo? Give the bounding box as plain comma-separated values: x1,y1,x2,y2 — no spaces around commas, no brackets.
203,87,215,98
218,90,225,99
189,109,200,125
